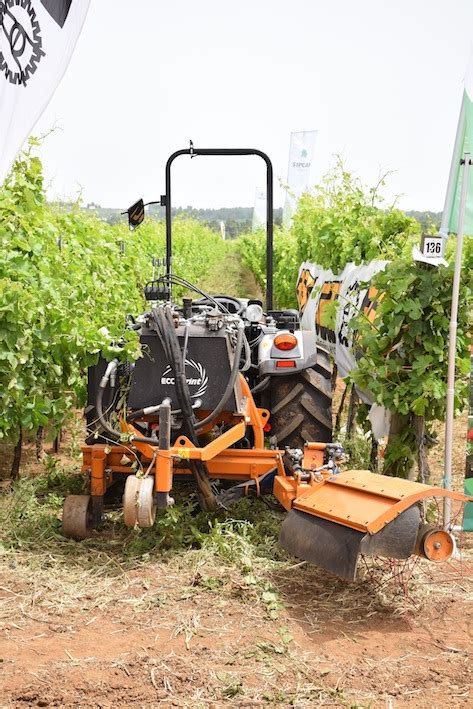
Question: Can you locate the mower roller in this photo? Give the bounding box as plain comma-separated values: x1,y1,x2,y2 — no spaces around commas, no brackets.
63,147,471,581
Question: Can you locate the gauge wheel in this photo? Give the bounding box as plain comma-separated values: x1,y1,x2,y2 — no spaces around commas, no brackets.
123,475,157,528
62,495,93,540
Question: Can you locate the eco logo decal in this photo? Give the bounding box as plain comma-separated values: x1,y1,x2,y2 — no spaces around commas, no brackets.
161,359,209,399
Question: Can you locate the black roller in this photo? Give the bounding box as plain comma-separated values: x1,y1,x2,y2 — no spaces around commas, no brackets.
279,505,420,582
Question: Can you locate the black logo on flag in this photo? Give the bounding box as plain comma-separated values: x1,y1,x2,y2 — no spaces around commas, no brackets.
0,1,73,86
0,0,45,86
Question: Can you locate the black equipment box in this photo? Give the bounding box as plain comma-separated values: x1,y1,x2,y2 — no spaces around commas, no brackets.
128,324,238,411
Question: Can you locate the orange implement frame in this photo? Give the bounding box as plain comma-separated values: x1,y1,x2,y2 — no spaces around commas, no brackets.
82,372,471,533
83,375,286,497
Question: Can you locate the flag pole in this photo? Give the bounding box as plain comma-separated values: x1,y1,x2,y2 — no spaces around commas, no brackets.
444,151,470,528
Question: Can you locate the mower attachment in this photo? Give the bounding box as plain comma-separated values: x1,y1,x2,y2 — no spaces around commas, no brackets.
277,469,469,581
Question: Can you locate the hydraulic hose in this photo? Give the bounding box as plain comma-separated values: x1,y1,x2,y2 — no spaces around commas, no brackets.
250,375,270,395
161,306,217,511
96,380,121,441
240,331,252,372
127,398,201,422
194,324,244,433
95,360,162,445
163,307,197,427
158,274,231,314
216,467,277,508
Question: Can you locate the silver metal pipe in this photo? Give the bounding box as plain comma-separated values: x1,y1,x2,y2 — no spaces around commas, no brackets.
443,152,470,529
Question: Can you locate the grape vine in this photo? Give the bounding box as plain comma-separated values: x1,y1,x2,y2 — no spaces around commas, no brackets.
0,147,228,453
239,161,472,478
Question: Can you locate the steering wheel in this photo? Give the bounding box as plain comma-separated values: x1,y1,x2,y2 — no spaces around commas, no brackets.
193,294,244,315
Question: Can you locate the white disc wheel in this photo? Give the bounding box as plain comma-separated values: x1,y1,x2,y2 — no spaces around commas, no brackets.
62,495,92,540
123,475,156,528
137,476,157,528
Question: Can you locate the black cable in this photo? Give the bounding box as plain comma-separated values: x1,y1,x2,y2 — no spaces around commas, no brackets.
156,274,231,314
194,325,244,433
96,384,121,441
250,375,270,395
162,306,217,511
216,468,277,508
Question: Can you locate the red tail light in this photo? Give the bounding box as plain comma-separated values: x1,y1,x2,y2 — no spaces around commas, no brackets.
276,360,296,368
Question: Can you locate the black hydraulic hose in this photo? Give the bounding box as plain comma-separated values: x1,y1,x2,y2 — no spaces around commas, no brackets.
95,370,161,445
155,305,173,363
157,275,231,314
130,306,191,445
128,307,181,445
216,467,277,508
162,306,217,511
127,401,201,421
163,307,198,436
194,325,244,433
96,383,121,441
250,375,270,395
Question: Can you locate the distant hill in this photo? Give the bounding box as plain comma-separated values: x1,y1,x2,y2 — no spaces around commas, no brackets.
52,202,442,237
71,203,283,238
147,205,284,238
405,210,442,230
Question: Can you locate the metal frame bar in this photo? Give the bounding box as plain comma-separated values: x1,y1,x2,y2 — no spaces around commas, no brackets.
444,152,471,528
164,147,274,310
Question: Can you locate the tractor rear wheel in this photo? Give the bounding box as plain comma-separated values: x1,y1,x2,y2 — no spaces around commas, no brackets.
269,359,332,449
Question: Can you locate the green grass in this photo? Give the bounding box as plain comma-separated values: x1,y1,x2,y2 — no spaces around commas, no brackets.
0,463,285,566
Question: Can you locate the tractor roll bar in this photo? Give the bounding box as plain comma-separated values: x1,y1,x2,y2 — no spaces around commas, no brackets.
164,148,274,311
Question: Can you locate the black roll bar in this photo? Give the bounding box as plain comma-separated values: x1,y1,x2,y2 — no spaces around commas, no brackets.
164,147,274,311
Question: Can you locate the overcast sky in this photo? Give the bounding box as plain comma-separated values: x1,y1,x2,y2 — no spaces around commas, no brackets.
34,0,473,211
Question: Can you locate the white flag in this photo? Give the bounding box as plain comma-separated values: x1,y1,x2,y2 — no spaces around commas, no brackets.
0,0,90,183
283,130,317,226
252,185,266,231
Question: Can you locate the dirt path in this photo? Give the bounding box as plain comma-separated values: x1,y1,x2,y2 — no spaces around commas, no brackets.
199,244,263,301
0,521,472,707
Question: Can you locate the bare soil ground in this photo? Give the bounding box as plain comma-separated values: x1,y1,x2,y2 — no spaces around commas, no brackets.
0,537,471,708
1,414,471,708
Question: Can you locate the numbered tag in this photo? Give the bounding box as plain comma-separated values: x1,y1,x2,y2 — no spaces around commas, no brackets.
421,235,445,258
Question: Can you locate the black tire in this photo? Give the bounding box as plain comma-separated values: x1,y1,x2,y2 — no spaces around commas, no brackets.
268,360,333,449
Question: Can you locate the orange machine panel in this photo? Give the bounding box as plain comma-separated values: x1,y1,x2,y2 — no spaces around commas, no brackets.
293,469,470,535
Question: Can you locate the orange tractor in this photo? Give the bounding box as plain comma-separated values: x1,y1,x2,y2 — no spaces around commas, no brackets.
62,147,470,581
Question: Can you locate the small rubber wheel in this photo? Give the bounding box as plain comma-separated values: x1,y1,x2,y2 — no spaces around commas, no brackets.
62,495,93,540
123,475,157,528
137,476,157,528
123,475,140,527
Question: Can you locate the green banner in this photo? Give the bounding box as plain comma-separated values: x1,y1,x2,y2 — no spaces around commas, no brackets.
447,94,473,236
